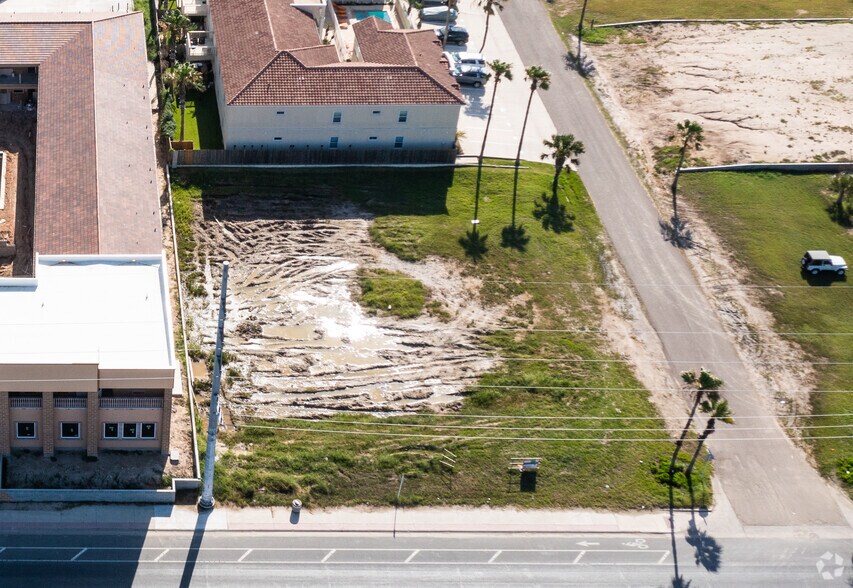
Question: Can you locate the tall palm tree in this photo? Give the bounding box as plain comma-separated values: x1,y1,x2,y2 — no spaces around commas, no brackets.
164,62,205,142
685,393,734,479
473,60,513,223
576,0,590,69
670,368,722,474
670,119,703,219
159,8,194,63
830,172,853,223
541,134,585,200
441,0,459,48
478,0,507,53
509,66,550,227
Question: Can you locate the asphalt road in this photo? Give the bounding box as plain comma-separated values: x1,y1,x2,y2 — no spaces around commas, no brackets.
0,530,850,587
498,1,850,529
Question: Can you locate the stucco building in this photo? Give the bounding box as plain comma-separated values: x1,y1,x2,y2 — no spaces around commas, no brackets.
203,0,464,151
0,13,175,458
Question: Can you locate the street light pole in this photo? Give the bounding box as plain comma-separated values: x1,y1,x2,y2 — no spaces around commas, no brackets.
198,261,230,511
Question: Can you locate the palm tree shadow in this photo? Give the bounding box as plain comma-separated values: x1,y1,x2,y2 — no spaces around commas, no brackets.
459,228,488,261
685,516,722,572
533,192,574,233
660,216,696,249
500,224,529,251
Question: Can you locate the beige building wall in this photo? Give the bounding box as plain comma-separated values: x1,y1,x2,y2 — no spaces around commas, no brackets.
98,407,164,451
54,407,87,450
0,364,98,393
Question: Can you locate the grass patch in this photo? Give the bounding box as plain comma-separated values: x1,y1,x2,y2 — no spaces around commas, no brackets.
173,90,224,150
357,269,427,319
174,165,708,509
548,0,853,28
680,172,853,491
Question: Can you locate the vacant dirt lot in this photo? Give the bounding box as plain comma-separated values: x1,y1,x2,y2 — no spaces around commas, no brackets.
589,23,853,169
186,193,502,419
0,112,35,277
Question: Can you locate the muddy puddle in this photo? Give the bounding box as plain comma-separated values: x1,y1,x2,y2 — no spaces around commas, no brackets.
186,194,501,418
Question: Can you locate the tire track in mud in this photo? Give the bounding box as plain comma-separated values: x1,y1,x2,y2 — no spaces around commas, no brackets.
187,194,500,418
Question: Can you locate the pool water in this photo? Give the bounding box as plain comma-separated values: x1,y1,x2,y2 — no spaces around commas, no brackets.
353,10,392,22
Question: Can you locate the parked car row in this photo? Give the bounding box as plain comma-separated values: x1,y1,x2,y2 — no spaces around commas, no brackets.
418,3,489,89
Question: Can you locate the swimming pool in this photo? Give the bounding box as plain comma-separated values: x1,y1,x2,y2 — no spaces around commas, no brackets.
353,10,392,23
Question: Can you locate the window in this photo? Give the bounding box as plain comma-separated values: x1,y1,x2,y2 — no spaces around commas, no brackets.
332,111,342,123
369,136,378,141
398,111,408,123
104,423,119,439
372,110,381,115
16,422,36,439
60,422,80,439
276,111,285,115
273,137,282,141
329,136,339,149
123,423,138,439
141,423,157,439
394,136,404,149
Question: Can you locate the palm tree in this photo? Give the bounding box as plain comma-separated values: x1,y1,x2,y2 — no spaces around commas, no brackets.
509,66,550,228
478,0,507,53
670,119,703,219
164,62,205,142
441,0,459,48
159,8,194,63
670,368,722,474
685,393,734,479
541,134,585,200
830,172,853,223
576,0,590,69
473,60,512,223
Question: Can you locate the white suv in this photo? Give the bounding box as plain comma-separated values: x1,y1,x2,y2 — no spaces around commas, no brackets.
443,51,486,69
801,250,848,276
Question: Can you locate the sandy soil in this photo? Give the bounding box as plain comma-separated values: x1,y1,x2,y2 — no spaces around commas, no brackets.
0,112,35,277
589,23,853,168
186,193,504,419
586,23,841,423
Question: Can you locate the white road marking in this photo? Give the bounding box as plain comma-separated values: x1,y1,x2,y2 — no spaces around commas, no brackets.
153,549,169,562
321,549,336,563
0,547,5,555
572,551,585,564
488,550,502,563
404,550,420,563
238,549,253,562
657,551,670,564
70,549,87,561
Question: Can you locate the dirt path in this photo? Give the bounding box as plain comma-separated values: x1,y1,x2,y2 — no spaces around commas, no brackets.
187,193,502,419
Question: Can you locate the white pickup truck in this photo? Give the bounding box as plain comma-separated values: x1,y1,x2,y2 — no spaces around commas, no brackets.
801,250,848,276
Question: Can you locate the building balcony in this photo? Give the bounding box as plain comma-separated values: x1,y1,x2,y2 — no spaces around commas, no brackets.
0,73,37,88
100,397,164,410
9,397,41,409
178,0,209,17
55,398,87,409
187,31,214,62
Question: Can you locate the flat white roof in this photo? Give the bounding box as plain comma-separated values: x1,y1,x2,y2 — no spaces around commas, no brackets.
0,254,174,369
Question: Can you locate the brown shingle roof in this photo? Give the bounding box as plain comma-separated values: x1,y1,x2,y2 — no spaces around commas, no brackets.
0,13,162,256
210,0,463,106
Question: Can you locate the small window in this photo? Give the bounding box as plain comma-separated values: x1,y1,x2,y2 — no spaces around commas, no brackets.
104,423,119,439
141,423,157,439
332,112,342,123
273,137,282,141
60,422,80,439
398,111,408,123
329,136,339,149
276,111,285,115
16,422,36,439
123,423,138,439
372,110,381,115
394,136,404,149
369,136,378,141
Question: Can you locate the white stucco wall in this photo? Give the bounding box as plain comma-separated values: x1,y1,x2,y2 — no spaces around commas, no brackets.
220,103,460,150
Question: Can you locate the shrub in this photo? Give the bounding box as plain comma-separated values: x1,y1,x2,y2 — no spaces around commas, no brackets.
838,457,853,485
468,389,500,407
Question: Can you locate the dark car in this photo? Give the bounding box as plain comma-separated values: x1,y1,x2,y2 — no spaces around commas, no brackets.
421,0,448,5
452,65,489,88
434,25,469,45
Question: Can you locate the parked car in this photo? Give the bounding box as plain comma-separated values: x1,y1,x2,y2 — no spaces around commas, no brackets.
420,6,457,22
434,25,469,45
421,0,448,5
452,65,489,88
444,51,486,69
801,250,848,275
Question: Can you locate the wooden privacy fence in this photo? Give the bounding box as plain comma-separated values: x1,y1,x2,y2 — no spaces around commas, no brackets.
173,147,457,167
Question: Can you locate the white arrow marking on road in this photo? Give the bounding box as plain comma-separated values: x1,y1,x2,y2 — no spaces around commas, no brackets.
576,541,600,547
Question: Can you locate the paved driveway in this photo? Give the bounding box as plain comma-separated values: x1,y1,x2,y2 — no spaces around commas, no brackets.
418,0,556,160
0,0,121,12
500,1,853,529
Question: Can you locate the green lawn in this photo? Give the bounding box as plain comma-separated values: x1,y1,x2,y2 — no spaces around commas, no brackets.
173,90,223,150
173,165,711,509
680,172,853,492
548,0,853,29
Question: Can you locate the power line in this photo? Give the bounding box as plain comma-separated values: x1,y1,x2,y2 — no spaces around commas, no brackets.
488,327,853,337
237,424,853,443
241,416,853,433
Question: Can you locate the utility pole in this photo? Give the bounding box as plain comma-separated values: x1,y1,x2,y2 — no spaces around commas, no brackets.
198,261,229,511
